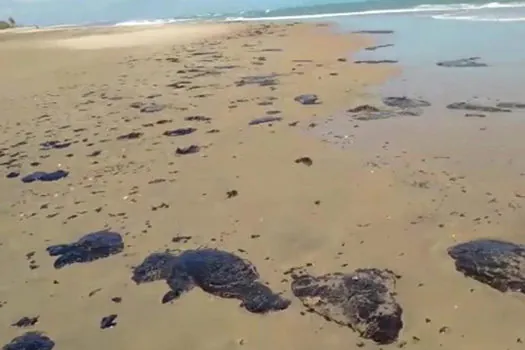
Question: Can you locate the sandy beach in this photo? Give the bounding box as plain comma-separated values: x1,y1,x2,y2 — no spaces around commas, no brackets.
1,21,525,350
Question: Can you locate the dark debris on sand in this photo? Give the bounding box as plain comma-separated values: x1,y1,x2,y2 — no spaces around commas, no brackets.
6,171,20,179
291,268,403,344
132,249,290,314
185,115,212,122
139,103,166,113
447,102,511,113
226,190,238,198
176,145,200,155
354,60,398,64
294,94,319,105
437,57,488,68
295,157,313,166
11,316,39,328
172,235,193,243
364,44,394,51
46,230,124,269
383,97,431,109
348,108,416,121
235,74,279,87
163,128,196,137
345,98,430,121
249,116,283,125
496,102,525,109
3,332,55,350
348,105,380,113
353,30,394,34
21,170,69,183
39,140,72,151
117,132,143,140
100,314,118,329
448,239,525,293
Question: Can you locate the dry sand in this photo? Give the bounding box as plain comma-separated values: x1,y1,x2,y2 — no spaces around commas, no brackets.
0,21,524,350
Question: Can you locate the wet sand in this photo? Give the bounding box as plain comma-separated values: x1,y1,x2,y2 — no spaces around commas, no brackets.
313,19,525,350
1,21,524,350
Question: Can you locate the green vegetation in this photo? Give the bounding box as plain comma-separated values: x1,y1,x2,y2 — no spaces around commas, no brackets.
0,17,16,30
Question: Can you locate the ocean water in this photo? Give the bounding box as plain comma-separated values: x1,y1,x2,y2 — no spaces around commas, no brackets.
344,12,525,104
1,0,525,26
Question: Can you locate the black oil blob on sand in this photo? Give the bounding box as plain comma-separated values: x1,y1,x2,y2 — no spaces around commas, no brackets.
21,170,68,183
448,239,525,293
132,249,290,314
47,230,124,269
291,268,403,344
3,332,55,350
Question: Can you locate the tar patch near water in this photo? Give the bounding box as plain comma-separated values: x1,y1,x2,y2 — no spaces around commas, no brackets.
447,102,511,113
382,97,431,109
437,57,488,68
294,94,319,105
